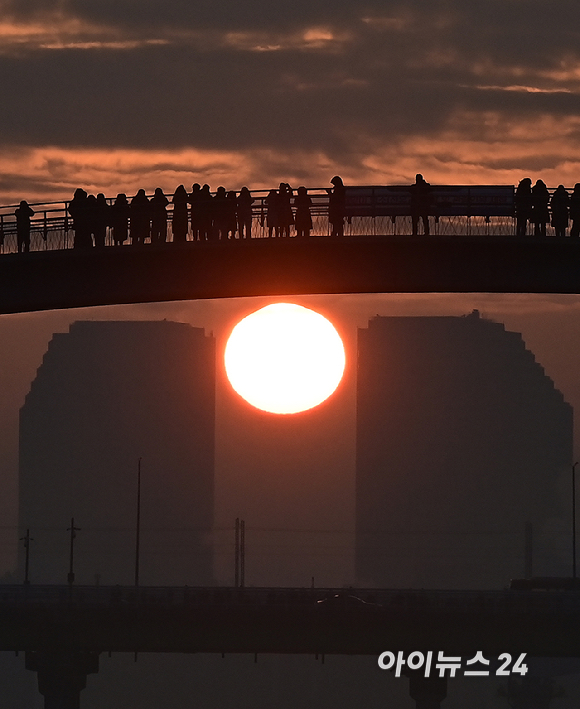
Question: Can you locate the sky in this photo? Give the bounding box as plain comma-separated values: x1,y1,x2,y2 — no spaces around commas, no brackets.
0,0,580,203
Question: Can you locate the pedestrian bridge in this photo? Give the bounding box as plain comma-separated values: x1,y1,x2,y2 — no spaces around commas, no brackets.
1,185,579,315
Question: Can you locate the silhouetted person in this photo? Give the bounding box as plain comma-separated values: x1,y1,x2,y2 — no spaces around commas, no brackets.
86,194,97,247
15,200,34,253
237,186,254,239
130,189,150,245
294,186,313,237
550,184,569,238
110,193,130,246
410,174,431,236
265,188,280,237
515,178,533,237
570,184,580,238
189,183,202,241
532,179,550,236
172,185,189,242
327,175,345,237
150,187,169,244
211,186,229,240
278,183,294,237
68,188,92,248
94,193,110,248
198,184,213,240
225,191,238,238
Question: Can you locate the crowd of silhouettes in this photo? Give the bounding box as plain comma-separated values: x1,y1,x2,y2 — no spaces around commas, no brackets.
59,179,345,249
515,178,580,238
12,176,580,252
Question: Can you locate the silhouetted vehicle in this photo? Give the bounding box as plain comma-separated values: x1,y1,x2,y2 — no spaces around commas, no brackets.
172,185,189,242
130,189,150,245
110,194,130,246
94,193,110,248
532,179,550,236
14,200,34,253
515,178,533,237
68,188,92,249
237,186,254,239
410,174,431,236
570,184,580,238
316,592,381,609
150,188,169,244
189,183,202,241
550,185,569,237
327,175,346,237
294,186,313,237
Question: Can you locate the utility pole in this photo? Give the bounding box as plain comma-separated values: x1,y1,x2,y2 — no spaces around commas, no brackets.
234,518,240,588
135,458,141,587
240,519,245,588
67,518,80,586
20,529,33,585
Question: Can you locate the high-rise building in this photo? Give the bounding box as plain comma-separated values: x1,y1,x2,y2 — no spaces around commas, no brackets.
356,311,573,589
19,320,215,586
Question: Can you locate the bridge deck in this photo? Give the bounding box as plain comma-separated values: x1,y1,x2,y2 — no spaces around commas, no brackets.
1,235,579,315
1,585,579,656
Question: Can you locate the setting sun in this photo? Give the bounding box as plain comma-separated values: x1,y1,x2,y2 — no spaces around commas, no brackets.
224,303,346,414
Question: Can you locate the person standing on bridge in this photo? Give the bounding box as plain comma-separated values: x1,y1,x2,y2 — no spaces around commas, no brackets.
130,189,150,246
550,185,569,238
410,174,431,236
515,178,533,237
327,175,346,237
110,193,130,246
198,184,213,240
94,193,110,248
532,179,550,236
172,185,189,242
570,184,580,238
265,188,280,237
278,183,294,237
15,200,34,253
237,186,254,239
150,187,169,244
68,188,92,249
189,183,202,241
294,186,313,238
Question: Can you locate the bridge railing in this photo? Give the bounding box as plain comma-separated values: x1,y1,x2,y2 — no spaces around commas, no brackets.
0,185,525,255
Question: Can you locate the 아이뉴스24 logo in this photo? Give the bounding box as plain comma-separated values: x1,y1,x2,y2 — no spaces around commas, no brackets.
378,651,528,678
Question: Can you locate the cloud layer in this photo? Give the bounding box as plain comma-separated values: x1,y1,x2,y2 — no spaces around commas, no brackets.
1,0,579,200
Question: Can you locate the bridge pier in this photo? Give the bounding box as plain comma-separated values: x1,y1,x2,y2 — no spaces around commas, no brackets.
25,651,99,709
407,673,447,709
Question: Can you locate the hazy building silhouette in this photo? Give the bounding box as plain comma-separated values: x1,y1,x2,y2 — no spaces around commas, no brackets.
19,320,215,586
356,312,573,589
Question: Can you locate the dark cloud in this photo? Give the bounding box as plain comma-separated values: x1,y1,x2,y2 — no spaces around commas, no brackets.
0,0,579,193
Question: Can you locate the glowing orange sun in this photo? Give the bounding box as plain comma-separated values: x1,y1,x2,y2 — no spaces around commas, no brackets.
224,303,346,414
